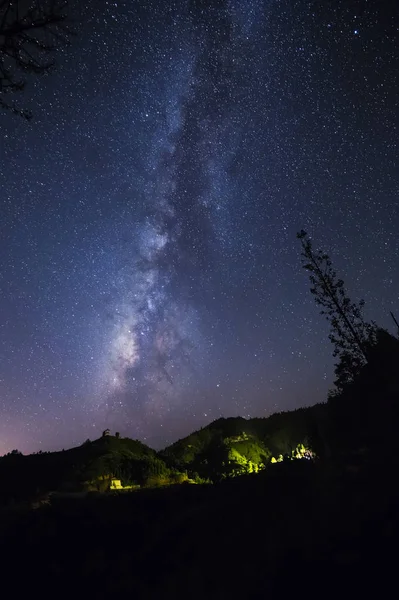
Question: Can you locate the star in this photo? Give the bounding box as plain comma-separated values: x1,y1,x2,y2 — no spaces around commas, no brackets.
0,0,397,454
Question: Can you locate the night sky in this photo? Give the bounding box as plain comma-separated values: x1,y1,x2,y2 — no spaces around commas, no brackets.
1,0,398,454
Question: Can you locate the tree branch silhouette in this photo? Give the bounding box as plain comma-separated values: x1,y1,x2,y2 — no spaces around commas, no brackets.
0,0,72,118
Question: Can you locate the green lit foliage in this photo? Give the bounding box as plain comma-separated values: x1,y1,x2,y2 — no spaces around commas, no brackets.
161,412,325,481
184,433,270,481
227,439,270,473
270,442,314,464
270,456,283,463
0,409,328,505
291,442,314,460
53,435,169,491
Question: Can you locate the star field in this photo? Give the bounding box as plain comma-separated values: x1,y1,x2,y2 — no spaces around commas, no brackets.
0,0,398,453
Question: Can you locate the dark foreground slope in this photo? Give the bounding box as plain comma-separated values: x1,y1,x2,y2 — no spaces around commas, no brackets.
1,451,398,599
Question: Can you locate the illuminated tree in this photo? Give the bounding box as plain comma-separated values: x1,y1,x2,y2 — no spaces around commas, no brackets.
0,0,72,118
297,230,377,391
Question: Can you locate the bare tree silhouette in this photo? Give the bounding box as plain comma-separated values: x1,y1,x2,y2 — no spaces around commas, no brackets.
0,0,72,118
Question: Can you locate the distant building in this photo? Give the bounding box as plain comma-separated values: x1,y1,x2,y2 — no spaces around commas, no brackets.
110,479,123,490
102,429,110,437
109,479,133,491
115,432,120,439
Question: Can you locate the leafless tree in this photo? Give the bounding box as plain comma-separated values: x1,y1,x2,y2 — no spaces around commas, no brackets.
0,0,72,118
297,230,378,391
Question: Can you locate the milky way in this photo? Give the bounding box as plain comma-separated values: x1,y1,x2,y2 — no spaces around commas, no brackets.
0,0,398,453
92,1,260,430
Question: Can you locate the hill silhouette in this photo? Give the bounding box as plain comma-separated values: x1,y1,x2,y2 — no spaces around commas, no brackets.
0,433,170,505
0,405,330,506
160,407,326,481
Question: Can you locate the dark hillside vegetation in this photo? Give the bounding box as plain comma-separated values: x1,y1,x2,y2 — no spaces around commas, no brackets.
160,407,323,480
0,404,325,506
1,451,398,598
0,434,170,504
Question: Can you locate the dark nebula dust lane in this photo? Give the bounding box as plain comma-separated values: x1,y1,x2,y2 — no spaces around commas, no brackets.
0,0,398,452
